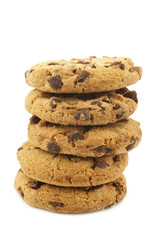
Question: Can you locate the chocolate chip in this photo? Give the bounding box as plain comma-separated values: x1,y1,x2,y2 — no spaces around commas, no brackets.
69,131,84,142
101,107,106,113
78,61,90,64
72,69,77,73
93,146,112,154
102,97,111,103
49,75,63,90
133,67,141,77
47,140,60,153
115,88,128,95
86,145,90,148
123,91,138,103
48,62,59,65
116,111,125,119
91,100,102,107
93,161,109,169
50,202,64,208
19,187,24,198
129,67,141,78
18,146,23,152
30,181,43,189
104,61,121,68
62,105,71,110
92,64,96,68
30,116,41,124
119,63,125,70
30,69,34,73
112,182,122,194
113,155,120,162
50,99,58,109
113,103,121,110
74,108,92,121
77,70,90,83
126,137,136,151
105,61,125,70
91,100,105,112
50,101,57,108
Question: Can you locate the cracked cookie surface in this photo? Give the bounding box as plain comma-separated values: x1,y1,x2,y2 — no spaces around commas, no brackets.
17,141,128,187
14,169,127,213
28,117,142,157
25,56,142,93
25,88,138,125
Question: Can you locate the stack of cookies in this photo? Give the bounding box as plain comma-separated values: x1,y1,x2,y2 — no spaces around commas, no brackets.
15,56,142,213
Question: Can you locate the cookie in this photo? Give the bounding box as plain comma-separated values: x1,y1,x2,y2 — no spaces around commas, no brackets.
25,88,138,126
17,141,128,187
28,117,142,157
14,169,127,213
25,56,142,93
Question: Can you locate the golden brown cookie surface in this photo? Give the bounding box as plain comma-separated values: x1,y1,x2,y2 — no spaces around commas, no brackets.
17,141,128,187
28,117,142,157
25,88,138,125
14,170,127,213
25,56,142,93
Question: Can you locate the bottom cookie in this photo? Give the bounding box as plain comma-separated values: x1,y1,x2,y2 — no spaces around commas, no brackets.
14,170,127,214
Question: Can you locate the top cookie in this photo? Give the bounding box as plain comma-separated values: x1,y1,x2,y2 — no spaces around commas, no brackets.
25,56,142,93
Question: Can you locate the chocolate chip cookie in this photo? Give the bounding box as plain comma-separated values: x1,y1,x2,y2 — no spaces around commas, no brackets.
25,88,138,125
14,169,127,213
25,56,142,93
17,141,128,187
28,117,142,157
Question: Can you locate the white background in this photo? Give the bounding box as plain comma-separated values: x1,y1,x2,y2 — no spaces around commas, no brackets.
0,0,159,239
